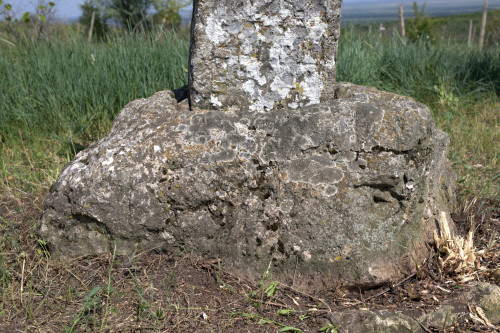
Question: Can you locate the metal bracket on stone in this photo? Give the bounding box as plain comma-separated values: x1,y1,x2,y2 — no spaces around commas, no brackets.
172,85,189,103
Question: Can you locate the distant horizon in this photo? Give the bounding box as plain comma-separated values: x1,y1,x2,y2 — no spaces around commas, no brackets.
6,0,500,23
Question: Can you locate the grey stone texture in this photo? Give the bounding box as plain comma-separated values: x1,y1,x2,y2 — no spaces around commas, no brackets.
188,0,342,111
39,84,456,288
323,282,500,331
317,282,500,331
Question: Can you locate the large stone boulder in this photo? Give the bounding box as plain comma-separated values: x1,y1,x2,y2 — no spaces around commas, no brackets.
189,0,342,111
39,83,455,288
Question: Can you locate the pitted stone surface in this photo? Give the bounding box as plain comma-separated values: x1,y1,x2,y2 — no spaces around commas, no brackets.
189,0,342,111
39,83,456,288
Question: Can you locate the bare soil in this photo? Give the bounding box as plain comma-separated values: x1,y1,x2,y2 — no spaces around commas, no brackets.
0,193,498,332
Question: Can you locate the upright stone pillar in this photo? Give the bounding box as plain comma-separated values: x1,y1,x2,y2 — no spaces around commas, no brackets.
189,0,343,111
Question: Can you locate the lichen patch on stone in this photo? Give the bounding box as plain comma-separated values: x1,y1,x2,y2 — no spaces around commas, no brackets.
189,0,342,111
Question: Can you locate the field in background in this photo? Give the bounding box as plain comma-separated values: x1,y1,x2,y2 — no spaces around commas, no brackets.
350,9,500,46
342,0,500,24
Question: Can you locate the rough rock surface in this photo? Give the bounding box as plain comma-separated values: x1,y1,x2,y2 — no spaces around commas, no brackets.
323,282,500,331
189,0,342,111
39,83,455,288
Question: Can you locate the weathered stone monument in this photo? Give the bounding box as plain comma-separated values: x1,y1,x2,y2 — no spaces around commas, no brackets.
39,0,456,289
189,0,342,111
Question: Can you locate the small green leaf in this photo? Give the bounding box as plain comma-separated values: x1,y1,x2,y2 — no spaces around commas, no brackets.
276,309,295,316
320,324,338,333
38,14,46,22
87,286,101,299
279,326,303,332
49,1,55,7
5,3,12,10
265,281,278,297
22,12,30,23
257,319,274,325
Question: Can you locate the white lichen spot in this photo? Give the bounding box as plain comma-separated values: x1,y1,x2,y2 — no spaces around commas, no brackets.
303,250,312,261
302,54,316,65
261,14,280,27
210,96,222,107
234,122,250,136
321,58,336,70
101,151,114,166
405,183,415,191
279,7,292,19
242,80,256,98
307,15,328,41
301,71,323,105
153,145,161,152
160,230,174,241
205,15,227,45
209,128,227,142
271,76,293,100
239,55,266,86
249,98,275,112
216,190,227,198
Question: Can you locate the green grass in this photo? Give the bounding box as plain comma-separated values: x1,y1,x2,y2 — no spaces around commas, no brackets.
0,29,498,199
0,29,189,142
338,29,500,99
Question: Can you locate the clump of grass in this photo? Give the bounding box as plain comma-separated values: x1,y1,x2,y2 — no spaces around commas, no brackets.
0,29,189,143
439,100,499,199
337,29,500,103
0,134,69,198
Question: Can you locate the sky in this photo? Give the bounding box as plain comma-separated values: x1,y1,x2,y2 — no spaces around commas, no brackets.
8,0,500,22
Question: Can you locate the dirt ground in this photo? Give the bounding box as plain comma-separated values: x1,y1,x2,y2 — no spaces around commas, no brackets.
0,194,498,332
